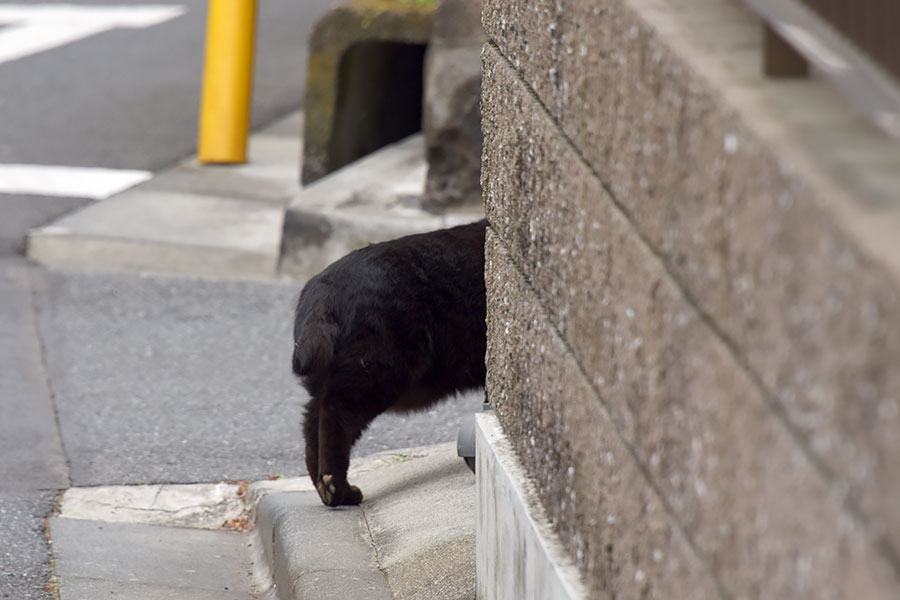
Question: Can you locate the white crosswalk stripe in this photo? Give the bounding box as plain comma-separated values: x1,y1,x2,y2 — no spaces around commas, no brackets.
0,164,152,199
0,4,186,66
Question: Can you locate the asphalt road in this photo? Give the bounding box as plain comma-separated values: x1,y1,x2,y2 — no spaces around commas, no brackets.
36,269,483,487
0,2,481,598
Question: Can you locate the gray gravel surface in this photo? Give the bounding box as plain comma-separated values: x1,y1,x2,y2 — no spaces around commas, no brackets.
36,269,484,486
0,491,58,600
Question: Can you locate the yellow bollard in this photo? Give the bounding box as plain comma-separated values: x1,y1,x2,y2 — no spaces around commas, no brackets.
197,0,257,164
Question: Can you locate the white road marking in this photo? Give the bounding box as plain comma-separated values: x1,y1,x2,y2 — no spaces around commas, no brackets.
0,4,186,66
0,164,152,199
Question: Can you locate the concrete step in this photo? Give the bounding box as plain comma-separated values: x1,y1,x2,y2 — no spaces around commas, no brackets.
27,112,302,281
47,442,478,600
280,133,483,279
27,111,483,282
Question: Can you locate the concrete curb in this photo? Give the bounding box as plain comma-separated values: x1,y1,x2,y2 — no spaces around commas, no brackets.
26,112,302,280
251,443,476,600
256,491,391,600
46,442,477,600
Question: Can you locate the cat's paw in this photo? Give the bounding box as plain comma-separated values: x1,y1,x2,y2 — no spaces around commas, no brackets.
344,484,363,505
316,473,336,505
316,473,363,507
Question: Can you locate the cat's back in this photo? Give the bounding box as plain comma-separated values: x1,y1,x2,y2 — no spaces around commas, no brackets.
312,220,486,299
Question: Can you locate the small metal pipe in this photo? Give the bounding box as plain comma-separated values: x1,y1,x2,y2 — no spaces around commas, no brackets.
197,0,257,164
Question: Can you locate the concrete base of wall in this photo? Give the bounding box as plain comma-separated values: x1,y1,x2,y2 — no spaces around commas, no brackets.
475,412,587,600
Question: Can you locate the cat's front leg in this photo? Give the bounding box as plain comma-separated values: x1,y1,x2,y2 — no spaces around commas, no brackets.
315,402,363,507
302,399,320,489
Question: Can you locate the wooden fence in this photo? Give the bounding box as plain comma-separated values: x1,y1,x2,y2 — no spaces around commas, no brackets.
799,0,900,83
744,0,900,138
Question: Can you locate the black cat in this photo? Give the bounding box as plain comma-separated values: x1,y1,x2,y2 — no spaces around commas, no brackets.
292,220,487,506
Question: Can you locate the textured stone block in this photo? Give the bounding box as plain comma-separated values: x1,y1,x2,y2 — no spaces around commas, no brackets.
486,231,719,599
481,0,900,565
482,42,900,598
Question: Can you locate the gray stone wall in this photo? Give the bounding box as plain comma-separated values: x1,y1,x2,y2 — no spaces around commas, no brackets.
481,0,900,597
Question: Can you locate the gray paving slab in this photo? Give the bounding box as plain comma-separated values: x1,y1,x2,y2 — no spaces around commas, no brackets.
34,268,486,486
40,189,283,253
27,190,285,280
57,578,253,600
57,482,245,530
0,491,58,600
49,518,255,599
143,138,301,204
136,114,304,205
0,258,68,492
260,110,305,138
25,112,302,281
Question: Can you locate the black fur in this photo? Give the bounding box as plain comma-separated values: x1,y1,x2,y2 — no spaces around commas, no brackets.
293,220,487,506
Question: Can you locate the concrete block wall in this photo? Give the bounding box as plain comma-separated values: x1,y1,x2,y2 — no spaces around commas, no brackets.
480,0,900,597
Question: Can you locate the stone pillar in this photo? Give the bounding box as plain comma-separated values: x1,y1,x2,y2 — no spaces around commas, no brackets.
300,0,433,186
422,0,484,211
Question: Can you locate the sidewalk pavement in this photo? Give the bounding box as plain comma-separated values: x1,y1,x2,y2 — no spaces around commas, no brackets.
31,110,483,599
51,443,476,600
